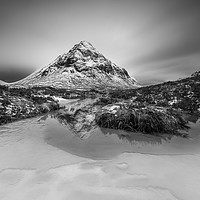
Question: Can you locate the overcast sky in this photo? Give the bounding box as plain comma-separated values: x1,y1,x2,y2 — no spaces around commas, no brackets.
0,0,200,84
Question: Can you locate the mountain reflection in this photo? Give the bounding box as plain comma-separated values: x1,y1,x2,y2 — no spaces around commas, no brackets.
37,100,200,158
48,109,97,139
37,98,199,146
44,107,174,146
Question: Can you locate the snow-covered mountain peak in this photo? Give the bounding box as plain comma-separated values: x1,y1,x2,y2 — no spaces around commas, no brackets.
66,40,103,63
11,41,138,89
77,40,96,51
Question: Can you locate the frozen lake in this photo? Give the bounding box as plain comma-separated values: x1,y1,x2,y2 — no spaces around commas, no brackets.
0,101,200,200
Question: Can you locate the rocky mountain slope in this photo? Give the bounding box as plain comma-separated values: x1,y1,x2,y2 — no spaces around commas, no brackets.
11,41,137,89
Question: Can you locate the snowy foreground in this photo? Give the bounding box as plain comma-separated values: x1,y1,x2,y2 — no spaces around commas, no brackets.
1,154,200,200
0,114,200,200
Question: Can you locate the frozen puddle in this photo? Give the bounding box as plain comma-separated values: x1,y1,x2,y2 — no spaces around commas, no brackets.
0,112,200,199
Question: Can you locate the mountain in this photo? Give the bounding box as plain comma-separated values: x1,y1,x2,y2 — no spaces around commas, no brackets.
11,41,137,89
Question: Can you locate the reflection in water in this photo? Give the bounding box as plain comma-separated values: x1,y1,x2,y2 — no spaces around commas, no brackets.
39,98,99,139
0,98,199,160
47,109,168,145
36,98,200,159
1,113,200,200
50,109,171,146
50,109,97,139
101,128,172,145
1,100,200,200
47,103,183,146
40,106,199,159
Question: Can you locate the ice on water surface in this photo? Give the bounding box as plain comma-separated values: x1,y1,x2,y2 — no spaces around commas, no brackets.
0,106,200,200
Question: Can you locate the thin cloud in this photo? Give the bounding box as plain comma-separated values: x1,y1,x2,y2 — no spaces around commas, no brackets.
0,67,34,83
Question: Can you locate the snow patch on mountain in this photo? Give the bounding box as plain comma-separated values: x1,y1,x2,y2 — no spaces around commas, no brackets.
0,80,7,85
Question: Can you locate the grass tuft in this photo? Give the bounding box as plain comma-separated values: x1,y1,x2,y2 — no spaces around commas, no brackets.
95,105,189,135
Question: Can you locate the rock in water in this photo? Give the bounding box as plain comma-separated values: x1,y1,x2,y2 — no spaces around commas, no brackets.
11,41,138,89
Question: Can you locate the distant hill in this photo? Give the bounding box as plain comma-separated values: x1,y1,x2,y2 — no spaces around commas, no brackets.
10,41,138,89
108,70,200,112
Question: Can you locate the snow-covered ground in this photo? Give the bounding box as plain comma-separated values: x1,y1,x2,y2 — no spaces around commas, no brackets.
1,153,200,200
0,114,200,200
